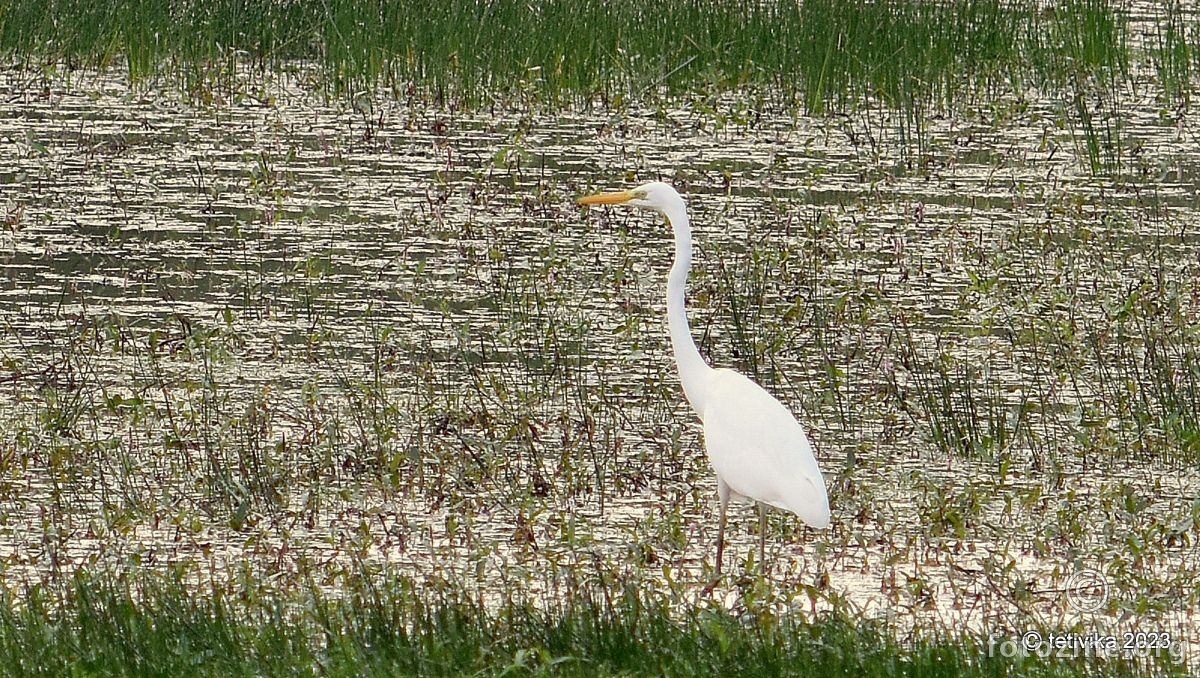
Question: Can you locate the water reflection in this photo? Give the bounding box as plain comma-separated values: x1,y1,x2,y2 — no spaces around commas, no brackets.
1,62,1198,664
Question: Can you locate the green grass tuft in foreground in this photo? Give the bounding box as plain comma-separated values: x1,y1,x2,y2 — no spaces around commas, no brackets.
0,571,1184,677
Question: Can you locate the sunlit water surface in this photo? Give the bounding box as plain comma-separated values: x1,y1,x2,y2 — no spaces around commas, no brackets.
1,58,1199,667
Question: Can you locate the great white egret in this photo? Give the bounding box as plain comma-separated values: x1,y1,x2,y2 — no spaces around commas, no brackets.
578,181,831,577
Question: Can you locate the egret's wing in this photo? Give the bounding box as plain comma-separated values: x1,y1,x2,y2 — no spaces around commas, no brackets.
700,368,831,528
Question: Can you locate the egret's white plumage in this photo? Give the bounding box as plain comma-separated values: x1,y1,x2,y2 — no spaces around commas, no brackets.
579,181,830,575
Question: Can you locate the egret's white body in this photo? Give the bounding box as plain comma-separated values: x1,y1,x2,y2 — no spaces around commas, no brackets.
579,181,830,575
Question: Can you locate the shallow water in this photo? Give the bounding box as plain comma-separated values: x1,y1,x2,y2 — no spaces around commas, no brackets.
2,56,1200,667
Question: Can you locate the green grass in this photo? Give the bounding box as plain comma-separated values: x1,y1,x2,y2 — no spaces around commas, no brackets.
0,0,1134,113
888,322,1031,462
1153,1,1194,106
0,570,1183,677
1,0,1165,169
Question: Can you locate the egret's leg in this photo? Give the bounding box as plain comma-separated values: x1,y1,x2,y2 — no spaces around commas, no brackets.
757,504,767,570
715,479,731,576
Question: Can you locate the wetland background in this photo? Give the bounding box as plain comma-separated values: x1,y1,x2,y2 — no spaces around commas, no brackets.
1,0,1199,674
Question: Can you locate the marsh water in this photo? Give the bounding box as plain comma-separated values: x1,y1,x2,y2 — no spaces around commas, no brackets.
2,56,1200,665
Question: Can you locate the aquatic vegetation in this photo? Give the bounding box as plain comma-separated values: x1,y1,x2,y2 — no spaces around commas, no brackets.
2,2,1200,675
0,0,1138,112
0,570,1184,677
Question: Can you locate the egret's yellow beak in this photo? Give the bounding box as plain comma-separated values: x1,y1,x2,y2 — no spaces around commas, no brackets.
577,190,634,206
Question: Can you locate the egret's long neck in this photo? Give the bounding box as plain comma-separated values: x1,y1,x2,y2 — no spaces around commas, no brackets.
663,201,712,414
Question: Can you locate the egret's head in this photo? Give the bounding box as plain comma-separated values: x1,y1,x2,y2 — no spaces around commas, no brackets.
577,181,682,214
